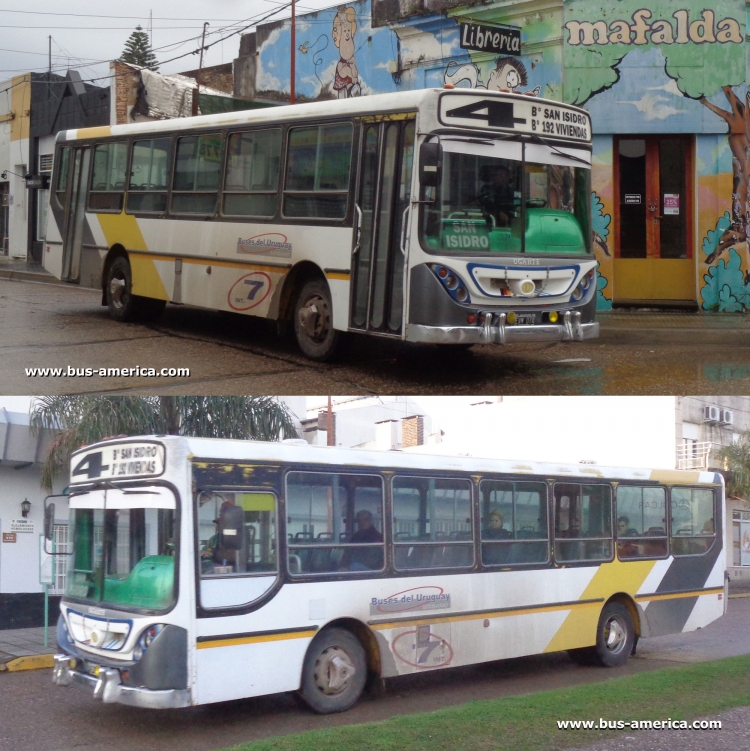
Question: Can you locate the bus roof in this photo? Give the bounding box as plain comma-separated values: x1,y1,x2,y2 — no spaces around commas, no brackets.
60,88,592,143
72,435,721,487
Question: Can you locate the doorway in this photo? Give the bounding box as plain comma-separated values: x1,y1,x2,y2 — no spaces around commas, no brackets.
350,118,415,335
61,146,91,283
614,136,694,302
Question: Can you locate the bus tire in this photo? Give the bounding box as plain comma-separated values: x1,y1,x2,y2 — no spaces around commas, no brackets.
593,602,635,667
106,256,165,323
299,628,367,714
294,279,339,361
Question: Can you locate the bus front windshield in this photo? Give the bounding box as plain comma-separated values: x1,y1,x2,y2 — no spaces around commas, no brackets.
422,140,591,256
66,487,177,611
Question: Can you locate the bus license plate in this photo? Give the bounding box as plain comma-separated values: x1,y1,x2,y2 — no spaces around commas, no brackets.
515,314,536,325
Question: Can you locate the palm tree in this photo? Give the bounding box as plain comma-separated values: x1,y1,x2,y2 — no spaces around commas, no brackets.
718,433,750,500
31,396,299,490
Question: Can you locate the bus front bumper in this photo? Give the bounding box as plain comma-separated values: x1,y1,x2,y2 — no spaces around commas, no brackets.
406,312,599,345
53,654,190,709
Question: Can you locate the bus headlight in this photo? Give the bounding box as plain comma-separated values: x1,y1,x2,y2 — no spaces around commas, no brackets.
133,624,166,661
429,264,471,304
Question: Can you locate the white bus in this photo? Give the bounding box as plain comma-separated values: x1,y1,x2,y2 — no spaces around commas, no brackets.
49,437,725,712
43,88,598,361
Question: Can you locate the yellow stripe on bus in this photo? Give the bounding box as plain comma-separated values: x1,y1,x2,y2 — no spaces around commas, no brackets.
76,126,112,139
543,558,658,653
129,255,169,300
370,599,602,632
130,252,289,276
326,272,350,280
197,629,317,650
97,213,149,252
635,587,723,603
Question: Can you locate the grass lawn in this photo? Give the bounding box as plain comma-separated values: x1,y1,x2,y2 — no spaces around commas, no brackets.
217,654,750,751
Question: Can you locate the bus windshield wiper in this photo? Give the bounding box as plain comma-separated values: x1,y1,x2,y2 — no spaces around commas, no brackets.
529,135,591,166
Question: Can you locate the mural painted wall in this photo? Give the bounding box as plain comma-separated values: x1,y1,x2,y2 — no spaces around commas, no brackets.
255,1,562,103
563,0,747,310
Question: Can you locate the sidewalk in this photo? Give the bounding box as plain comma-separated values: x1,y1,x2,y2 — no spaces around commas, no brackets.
0,626,56,672
0,256,65,285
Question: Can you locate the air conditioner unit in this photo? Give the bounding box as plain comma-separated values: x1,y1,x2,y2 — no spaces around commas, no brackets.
704,405,720,422
721,409,734,426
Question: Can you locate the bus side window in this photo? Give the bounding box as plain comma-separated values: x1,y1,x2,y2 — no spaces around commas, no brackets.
88,142,129,212
286,471,384,575
480,480,548,566
616,486,667,559
392,476,473,570
127,138,171,214
223,129,281,217
284,123,352,220
670,487,715,556
554,483,612,562
54,146,71,209
172,134,224,215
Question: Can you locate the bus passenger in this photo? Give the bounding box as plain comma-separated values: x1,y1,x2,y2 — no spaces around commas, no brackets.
616,515,638,558
486,510,512,539
342,510,383,571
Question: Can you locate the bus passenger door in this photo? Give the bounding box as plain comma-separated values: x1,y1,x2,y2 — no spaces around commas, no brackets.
350,118,415,336
61,146,91,283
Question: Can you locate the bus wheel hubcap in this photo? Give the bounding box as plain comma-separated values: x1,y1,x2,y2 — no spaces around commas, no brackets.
605,617,626,652
110,276,126,308
298,294,330,342
314,647,355,695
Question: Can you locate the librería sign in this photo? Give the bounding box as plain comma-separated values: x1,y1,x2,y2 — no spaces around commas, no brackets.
459,22,521,55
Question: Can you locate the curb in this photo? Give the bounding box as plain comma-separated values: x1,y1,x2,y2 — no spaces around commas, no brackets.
729,592,750,599
0,654,55,672
0,269,67,286
599,327,750,346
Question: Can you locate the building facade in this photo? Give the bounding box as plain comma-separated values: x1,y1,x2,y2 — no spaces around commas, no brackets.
0,409,65,630
234,0,747,312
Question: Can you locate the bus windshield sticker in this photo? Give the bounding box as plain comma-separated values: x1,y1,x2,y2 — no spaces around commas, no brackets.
440,94,590,142
70,442,165,484
370,586,451,615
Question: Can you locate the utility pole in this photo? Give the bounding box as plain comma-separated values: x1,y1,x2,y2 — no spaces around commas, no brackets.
48,35,51,79
327,395,333,446
192,22,209,116
290,0,295,104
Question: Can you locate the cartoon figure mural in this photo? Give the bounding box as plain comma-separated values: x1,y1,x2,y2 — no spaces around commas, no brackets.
332,7,360,98
444,56,541,96
563,0,747,311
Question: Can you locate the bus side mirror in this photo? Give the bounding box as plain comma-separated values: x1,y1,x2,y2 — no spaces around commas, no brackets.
419,141,442,188
44,502,55,541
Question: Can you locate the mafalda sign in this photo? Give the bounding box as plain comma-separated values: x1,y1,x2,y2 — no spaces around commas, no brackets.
459,22,521,55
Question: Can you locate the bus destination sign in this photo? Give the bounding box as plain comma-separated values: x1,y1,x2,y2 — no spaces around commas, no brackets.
440,94,591,143
459,22,520,55
70,441,165,484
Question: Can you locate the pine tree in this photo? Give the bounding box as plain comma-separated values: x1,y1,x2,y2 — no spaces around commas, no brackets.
120,25,159,70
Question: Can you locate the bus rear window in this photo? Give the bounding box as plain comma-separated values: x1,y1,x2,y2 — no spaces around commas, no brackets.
284,123,352,219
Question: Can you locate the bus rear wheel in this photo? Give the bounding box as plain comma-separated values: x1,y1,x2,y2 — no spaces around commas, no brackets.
294,279,340,361
299,628,367,714
593,602,635,667
106,256,166,323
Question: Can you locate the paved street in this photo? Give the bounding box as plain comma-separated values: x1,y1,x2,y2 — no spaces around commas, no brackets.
5,278,750,395
0,597,747,751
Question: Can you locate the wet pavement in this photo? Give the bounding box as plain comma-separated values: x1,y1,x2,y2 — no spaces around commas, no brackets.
5,276,750,394
1,597,748,751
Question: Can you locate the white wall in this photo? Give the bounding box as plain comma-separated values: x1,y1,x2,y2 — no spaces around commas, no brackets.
0,466,67,594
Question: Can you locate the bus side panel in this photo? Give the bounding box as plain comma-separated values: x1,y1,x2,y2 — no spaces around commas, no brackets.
193,637,310,705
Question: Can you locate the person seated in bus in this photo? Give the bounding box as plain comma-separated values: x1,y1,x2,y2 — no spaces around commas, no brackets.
341,509,383,571
202,500,245,572
616,515,638,558
701,518,714,535
485,510,512,539
478,164,517,228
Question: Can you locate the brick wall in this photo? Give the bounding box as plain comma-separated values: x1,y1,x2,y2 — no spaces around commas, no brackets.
402,416,424,448
317,410,336,445
112,60,140,124
179,63,234,95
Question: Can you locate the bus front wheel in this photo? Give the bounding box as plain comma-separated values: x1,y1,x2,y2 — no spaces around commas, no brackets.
299,628,367,714
294,279,340,361
106,256,166,323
